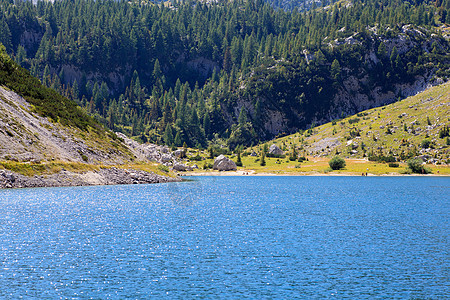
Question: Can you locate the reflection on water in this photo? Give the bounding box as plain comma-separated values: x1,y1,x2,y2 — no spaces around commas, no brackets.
0,176,448,299
166,177,210,207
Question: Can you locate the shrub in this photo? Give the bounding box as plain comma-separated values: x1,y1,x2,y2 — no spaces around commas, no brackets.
420,139,431,149
348,117,360,124
439,126,449,138
388,162,399,168
329,156,346,170
407,158,431,174
203,162,213,170
260,152,266,166
189,154,203,161
158,164,169,173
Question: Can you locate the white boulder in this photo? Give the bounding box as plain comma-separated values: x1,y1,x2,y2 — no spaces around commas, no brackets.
213,155,237,171
268,144,284,155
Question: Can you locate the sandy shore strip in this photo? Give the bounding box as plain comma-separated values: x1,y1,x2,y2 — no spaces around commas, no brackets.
180,170,449,177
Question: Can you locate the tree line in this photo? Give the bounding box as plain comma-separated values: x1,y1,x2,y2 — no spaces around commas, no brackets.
0,0,449,148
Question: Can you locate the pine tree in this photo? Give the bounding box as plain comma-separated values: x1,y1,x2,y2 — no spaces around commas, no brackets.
238,107,247,125
174,130,182,147
236,148,243,166
331,59,341,81
260,151,266,166
0,17,12,52
163,124,174,146
203,112,211,138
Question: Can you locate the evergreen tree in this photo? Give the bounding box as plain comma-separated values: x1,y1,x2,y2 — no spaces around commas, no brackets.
163,123,174,146
331,59,341,81
174,130,182,147
260,151,266,166
0,17,12,52
203,112,211,138
238,107,247,125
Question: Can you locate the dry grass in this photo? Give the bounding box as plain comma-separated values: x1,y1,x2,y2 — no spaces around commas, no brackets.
0,160,178,177
0,160,100,176
245,82,450,163
186,152,450,176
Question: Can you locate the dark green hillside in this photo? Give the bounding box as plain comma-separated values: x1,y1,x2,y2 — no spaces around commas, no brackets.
1,0,449,148
0,44,98,131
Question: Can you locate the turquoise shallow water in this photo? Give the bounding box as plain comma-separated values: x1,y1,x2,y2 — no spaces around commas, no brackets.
0,176,448,299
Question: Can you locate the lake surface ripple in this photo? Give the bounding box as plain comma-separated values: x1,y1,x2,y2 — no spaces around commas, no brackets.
0,176,448,299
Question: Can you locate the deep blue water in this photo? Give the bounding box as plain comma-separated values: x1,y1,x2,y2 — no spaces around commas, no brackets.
0,176,448,299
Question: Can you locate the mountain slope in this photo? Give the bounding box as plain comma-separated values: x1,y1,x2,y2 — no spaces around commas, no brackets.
252,81,450,165
0,44,134,164
2,0,449,148
0,45,181,187
0,85,133,164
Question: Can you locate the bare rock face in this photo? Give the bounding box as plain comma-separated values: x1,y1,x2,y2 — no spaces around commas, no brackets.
268,144,284,155
173,150,184,157
0,170,15,188
160,154,172,163
115,132,177,164
213,155,237,171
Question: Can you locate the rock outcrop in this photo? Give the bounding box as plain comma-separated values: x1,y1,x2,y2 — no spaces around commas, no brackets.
173,163,193,172
268,144,284,155
116,133,192,171
213,155,237,171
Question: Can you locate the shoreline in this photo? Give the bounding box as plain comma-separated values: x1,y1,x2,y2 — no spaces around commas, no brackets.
2,167,448,189
181,170,449,177
0,168,181,189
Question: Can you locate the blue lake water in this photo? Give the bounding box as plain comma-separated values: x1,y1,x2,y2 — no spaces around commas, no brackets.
0,176,448,299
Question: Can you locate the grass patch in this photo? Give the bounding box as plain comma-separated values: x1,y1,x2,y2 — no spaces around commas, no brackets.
185,155,450,175
0,161,100,176
0,160,180,178
243,82,450,165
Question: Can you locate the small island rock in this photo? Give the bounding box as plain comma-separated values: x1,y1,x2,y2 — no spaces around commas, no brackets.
213,155,237,171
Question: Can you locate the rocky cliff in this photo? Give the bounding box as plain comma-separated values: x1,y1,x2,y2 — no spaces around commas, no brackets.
232,25,449,138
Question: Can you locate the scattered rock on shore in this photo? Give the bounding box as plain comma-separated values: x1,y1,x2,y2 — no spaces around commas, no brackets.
0,168,181,189
173,163,193,172
213,155,237,171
